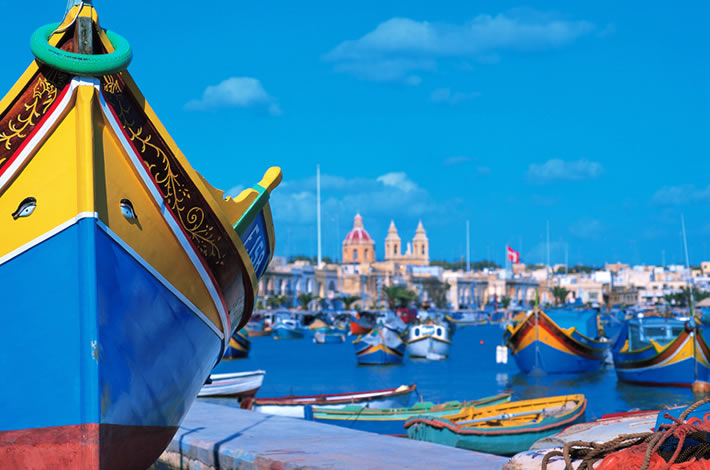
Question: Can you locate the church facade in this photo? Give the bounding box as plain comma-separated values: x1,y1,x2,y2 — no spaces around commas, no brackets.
342,214,429,266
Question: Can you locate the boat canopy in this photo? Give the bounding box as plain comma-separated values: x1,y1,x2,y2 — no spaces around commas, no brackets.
627,318,686,350
546,309,598,337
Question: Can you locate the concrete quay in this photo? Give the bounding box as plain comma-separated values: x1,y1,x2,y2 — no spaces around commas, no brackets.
150,401,508,469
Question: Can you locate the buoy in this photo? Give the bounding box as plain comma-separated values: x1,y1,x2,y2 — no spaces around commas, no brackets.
480,340,484,344
693,381,710,394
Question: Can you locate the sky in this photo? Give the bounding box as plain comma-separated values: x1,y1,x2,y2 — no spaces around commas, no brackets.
1,1,708,266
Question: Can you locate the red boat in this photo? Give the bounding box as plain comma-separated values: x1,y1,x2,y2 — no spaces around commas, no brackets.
350,313,375,335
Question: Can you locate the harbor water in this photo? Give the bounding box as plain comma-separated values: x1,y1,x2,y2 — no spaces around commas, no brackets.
209,323,697,420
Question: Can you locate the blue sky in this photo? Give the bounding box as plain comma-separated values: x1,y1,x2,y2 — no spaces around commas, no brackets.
2,1,709,266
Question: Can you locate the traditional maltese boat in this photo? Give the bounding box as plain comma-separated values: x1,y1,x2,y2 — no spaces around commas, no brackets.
405,394,587,456
407,321,451,358
223,328,251,359
198,370,265,398
612,317,710,387
305,393,511,436
353,326,406,365
0,3,280,468
504,308,609,374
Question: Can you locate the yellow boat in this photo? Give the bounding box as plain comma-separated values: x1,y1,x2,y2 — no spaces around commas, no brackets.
405,394,587,455
0,2,280,468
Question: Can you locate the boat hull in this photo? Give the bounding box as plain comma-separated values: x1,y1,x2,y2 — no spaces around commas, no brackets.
273,326,305,340
314,332,346,344
407,336,450,358
224,329,251,359
355,343,405,365
0,217,220,469
613,328,710,387
504,311,608,374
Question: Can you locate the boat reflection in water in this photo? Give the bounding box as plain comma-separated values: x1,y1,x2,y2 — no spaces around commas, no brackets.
0,4,280,468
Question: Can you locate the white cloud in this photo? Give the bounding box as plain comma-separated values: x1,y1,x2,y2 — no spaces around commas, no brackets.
651,184,710,206
376,172,418,192
186,77,281,115
527,159,604,183
430,88,480,104
225,184,245,199
324,11,595,82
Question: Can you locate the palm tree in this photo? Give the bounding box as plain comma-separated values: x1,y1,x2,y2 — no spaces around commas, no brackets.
339,295,361,310
551,286,570,306
298,293,319,310
383,285,418,309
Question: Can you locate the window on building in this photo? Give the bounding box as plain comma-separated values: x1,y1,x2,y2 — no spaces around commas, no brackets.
421,246,425,255
365,248,369,259
394,246,398,255
353,249,358,261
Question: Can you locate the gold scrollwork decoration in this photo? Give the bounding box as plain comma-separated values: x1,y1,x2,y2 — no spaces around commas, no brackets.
105,84,226,265
0,77,58,151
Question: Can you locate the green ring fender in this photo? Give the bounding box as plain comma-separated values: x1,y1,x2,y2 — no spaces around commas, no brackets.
30,23,132,76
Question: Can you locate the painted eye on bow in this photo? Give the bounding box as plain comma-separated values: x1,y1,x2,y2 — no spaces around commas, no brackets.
12,197,36,220
120,199,137,221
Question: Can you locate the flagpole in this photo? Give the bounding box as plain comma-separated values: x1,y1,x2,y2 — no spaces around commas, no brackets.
316,164,322,267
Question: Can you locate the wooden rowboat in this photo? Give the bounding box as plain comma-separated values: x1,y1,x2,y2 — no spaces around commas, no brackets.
405,394,586,456
306,393,511,436
241,384,416,418
198,370,265,398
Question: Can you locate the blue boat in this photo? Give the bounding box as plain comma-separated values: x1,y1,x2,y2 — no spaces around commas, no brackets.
0,5,280,467
504,308,609,374
353,326,405,365
314,330,346,344
224,328,251,359
612,317,710,387
273,316,305,340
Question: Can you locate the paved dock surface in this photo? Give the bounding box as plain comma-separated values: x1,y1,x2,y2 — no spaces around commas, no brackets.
151,401,508,469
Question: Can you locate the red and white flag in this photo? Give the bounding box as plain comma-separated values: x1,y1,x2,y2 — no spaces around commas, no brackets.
506,246,520,264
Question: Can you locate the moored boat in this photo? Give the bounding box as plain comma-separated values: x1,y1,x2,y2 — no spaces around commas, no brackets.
305,393,511,436
0,5,279,468
223,328,251,359
314,330,346,344
241,384,417,418
504,308,609,374
272,316,305,340
198,370,265,398
405,394,587,456
351,312,375,335
612,317,710,387
407,321,451,358
246,317,272,337
353,326,406,365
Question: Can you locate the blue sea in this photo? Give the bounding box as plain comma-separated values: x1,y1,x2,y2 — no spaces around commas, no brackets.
211,324,697,420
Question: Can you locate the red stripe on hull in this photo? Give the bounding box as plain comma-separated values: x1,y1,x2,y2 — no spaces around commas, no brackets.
0,423,177,470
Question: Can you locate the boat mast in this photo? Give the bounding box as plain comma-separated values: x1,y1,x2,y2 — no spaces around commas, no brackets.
681,214,695,314
316,164,322,267
466,220,470,273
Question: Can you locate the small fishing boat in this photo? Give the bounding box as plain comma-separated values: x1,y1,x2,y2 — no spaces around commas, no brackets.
241,384,416,418
351,312,375,335
308,318,331,333
407,322,451,358
445,311,487,326
504,308,609,373
305,393,511,436
314,330,346,344
612,317,710,387
198,370,265,398
353,326,406,365
223,328,251,359
272,316,305,340
405,394,586,456
0,4,279,467
246,318,272,337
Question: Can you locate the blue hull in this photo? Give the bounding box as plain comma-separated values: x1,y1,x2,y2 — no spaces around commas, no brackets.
615,357,700,386
355,346,404,365
273,326,304,340
0,218,220,437
513,341,601,374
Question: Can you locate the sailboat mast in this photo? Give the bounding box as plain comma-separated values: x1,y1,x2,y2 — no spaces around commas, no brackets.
466,220,470,273
316,164,322,266
681,214,695,312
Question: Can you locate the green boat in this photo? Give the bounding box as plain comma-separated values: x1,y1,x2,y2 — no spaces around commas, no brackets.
404,394,586,455
304,392,511,436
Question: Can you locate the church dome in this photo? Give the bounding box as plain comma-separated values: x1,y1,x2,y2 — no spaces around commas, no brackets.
344,214,374,245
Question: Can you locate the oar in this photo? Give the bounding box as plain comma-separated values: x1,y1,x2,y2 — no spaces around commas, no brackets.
457,410,543,426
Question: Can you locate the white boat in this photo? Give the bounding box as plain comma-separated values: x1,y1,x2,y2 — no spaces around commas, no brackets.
407,322,451,358
503,409,661,469
242,384,416,418
198,370,265,398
